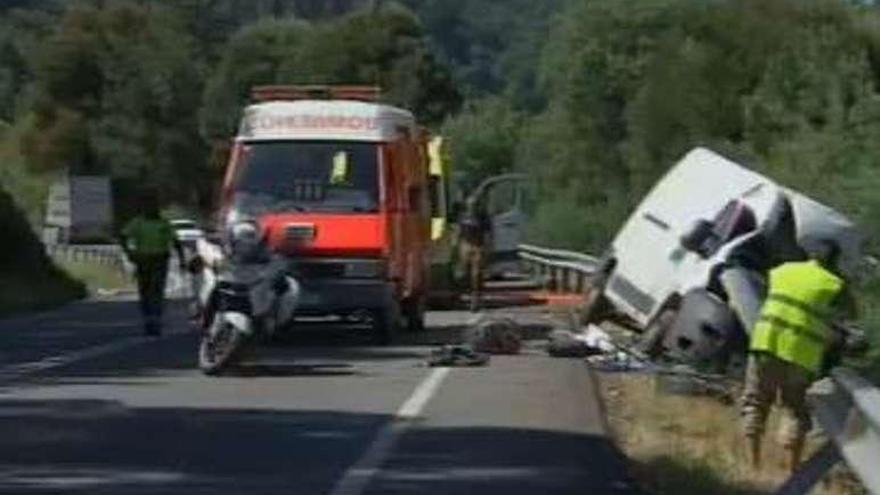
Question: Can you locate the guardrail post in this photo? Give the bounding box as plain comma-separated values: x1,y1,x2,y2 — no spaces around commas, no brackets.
574,272,585,293
568,269,580,293
535,263,545,289
773,442,840,495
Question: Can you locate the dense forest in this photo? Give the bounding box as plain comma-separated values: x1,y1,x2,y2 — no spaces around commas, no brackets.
3,0,880,348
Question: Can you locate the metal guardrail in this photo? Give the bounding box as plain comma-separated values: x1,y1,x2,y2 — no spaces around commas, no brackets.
777,367,880,495
517,244,598,293
519,242,879,494
44,243,195,298
45,243,126,268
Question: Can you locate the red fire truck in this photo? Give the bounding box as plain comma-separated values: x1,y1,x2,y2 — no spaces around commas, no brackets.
218,86,431,343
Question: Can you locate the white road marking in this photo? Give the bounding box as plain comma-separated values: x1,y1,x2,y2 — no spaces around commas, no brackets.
328,367,451,495
396,366,450,419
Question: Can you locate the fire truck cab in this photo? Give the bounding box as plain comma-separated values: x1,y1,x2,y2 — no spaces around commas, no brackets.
220,86,431,343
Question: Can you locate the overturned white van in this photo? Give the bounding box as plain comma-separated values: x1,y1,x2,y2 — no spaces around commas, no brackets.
586,147,861,368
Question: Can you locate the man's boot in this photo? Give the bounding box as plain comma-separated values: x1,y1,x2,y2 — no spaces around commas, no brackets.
785,437,805,474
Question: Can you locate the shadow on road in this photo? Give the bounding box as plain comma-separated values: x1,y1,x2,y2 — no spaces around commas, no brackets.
227,362,361,378
0,398,643,495
368,427,644,495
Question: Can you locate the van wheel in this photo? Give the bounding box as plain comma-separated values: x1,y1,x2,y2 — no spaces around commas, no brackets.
403,295,426,333
640,308,677,358
372,300,402,345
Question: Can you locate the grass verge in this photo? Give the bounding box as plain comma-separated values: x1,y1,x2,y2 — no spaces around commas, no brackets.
601,373,865,495
56,259,133,295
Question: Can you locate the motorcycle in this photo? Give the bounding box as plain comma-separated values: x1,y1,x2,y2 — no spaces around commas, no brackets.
191,222,299,375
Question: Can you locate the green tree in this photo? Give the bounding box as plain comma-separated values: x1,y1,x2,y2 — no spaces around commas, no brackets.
20,2,210,207
201,4,460,142
441,97,520,191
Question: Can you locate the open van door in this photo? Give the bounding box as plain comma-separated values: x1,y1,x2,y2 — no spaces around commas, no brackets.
469,174,527,275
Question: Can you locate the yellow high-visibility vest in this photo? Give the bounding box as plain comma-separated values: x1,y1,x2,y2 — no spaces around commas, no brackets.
123,216,174,257
751,260,843,374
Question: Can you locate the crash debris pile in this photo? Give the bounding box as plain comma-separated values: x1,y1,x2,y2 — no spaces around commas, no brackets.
464,315,523,355
547,324,614,358
546,324,645,369
427,315,524,367
428,345,490,367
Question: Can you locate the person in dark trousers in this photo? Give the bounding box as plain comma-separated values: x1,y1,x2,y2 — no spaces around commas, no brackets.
120,194,184,336
456,196,492,312
740,240,856,472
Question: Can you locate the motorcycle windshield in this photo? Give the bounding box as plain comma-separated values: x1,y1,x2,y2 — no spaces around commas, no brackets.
230,141,380,216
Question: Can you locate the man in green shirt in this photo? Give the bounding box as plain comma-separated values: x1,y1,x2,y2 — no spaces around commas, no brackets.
120,193,184,336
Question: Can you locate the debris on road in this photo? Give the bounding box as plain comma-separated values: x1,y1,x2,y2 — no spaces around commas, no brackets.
428,344,490,367
547,324,615,358
547,329,600,357
587,352,647,372
464,315,523,355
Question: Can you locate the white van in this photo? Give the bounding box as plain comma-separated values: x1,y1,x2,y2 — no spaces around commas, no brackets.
587,148,861,366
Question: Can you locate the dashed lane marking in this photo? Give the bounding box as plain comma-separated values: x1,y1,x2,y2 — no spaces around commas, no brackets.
328,367,451,495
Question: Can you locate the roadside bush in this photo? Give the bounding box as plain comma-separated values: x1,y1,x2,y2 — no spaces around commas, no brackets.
0,184,84,315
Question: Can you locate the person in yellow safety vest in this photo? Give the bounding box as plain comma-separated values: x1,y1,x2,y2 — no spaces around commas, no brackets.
120,193,185,336
741,240,856,473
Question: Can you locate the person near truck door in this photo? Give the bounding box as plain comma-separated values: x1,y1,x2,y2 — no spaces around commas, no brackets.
456,196,491,312
120,193,185,336
740,240,855,472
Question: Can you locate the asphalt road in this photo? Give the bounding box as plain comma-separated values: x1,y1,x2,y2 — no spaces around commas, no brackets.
0,298,641,495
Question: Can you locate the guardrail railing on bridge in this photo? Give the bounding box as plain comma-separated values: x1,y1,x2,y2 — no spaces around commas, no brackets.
517,242,879,495
517,244,598,293
45,243,127,268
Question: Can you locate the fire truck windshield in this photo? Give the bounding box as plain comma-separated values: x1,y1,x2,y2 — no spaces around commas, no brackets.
231,141,379,215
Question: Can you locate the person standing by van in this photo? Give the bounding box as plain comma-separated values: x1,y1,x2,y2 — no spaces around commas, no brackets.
456,196,491,311
120,192,185,336
740,240,853,472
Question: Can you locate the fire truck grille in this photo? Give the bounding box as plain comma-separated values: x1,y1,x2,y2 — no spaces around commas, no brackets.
284,225,316,245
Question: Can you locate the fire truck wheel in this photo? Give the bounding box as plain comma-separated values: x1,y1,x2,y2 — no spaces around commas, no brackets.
372,300,402,345
403,296,426,333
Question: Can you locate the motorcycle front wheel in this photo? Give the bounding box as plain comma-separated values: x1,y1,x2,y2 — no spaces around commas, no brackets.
199,314,246,375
